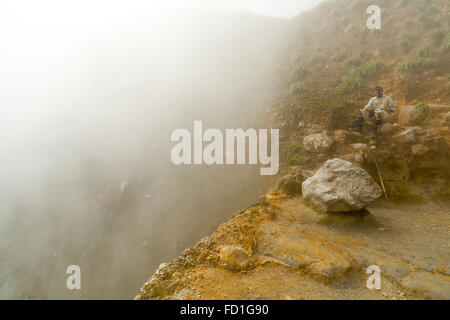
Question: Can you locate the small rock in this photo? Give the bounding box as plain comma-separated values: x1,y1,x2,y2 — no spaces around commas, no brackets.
340,153,357,163
219,246,251,270
351,143,373,163
303,133,334,153
351,143,370,153
379,122,394,134
411,144,429,156
153,262,169,278
306,124,323,135
334,130,348,143
395,127,421,144
175,288,197,300
266,192,281,200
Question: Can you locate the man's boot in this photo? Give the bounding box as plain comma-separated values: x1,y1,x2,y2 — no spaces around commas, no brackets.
372,119,382,139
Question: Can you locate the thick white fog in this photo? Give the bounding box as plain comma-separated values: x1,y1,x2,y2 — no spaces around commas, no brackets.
0,1,323,299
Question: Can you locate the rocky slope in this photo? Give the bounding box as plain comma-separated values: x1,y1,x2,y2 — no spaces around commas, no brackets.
136,0,450,299
135,120,450,299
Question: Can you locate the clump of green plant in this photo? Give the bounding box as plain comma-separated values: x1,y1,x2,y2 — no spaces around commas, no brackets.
412,45,433,58
289,65,309,82
331,49,348,62
415,102,430,117
344,59,383,82
345,50,365,67
339,57,383,93
288,143,302,166
396,60,415,73
427,28,445,45
447,73,450,80
359,59,383,78
338,58,383,93
339,72,366,93
441,34,450,53
396,56,436,74
290,81,307,94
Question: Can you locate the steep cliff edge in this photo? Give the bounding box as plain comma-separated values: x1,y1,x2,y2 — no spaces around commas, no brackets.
136,0,450,299
136,197,449,300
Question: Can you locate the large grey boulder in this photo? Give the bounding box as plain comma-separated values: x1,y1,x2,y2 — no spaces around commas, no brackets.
302,158,382,213
303,133,334,153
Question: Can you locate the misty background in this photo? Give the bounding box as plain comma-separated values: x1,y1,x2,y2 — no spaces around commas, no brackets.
0,0,323,299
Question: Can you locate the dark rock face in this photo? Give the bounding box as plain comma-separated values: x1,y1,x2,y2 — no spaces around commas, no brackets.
276,166,305,196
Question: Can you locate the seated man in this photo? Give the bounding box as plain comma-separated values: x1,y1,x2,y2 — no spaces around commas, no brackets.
358,86,397,138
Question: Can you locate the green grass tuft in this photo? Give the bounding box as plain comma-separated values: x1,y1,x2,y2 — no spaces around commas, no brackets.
412,45,433,58
339,73,366,93
290,81,307,94
289,65,309,82
396,60,415,73
358,59,383,78
427,28,445,45
440,35,450,53
415,102,430,117
288,143,303,166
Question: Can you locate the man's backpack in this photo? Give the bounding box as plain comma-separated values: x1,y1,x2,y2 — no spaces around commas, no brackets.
347,118,362,132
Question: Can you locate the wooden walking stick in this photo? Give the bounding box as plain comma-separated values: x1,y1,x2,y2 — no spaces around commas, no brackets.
373,155,389,200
